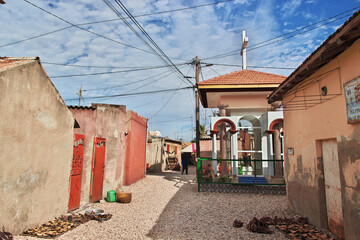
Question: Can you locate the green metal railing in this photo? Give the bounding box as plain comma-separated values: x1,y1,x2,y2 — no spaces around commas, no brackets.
196,158,285,192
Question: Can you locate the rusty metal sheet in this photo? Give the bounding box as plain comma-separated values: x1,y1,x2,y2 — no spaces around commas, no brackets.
344,76,360,124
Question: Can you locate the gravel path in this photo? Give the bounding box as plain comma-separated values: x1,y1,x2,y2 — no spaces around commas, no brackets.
15,165,293,240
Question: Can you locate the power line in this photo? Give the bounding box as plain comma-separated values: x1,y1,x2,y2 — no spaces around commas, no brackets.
118,65,186,95
107,0,194,86
23,0,172,57
203,6,359,60
150,81,186,119
3,0,234,52
152,116,192,124
0,26,73,48
65,86,193,101
84,68,178,92
42,61,188,69
247,14,353,52
148,66,194,120
104,0,194,87
208,63,296,70
50,64,178,78
208,66,222,76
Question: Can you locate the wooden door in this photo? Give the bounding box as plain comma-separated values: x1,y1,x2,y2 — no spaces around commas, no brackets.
90,137,106,203
322,139,344,239
68,134,85,211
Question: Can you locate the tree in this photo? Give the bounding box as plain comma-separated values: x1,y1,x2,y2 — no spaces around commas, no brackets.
191,124,208,143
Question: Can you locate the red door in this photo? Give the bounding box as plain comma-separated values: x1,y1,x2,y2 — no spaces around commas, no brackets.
68,134,85,212
90,137,106,203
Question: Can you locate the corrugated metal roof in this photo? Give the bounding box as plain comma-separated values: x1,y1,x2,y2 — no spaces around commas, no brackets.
0,57,39,71
68,105,96,110
268,9,360,103
197,69,286,86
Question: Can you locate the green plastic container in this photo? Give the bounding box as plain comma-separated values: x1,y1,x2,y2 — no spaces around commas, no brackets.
107,190,116,202
238,165,243,175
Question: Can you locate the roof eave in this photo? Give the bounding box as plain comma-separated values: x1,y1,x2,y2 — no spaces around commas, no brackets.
268,10,360,104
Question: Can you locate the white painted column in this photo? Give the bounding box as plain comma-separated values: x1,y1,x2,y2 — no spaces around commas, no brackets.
231,133,238,175
212,133,218,174
261,135,269,176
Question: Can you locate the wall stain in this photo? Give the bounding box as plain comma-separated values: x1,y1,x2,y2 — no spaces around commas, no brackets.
0,169,48,233
0,169,48,193
337,126,360,239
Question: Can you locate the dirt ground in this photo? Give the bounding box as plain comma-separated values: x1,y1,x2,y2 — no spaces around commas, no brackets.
14,165,305,240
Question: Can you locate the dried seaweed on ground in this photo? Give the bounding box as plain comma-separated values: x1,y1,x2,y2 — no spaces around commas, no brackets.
22,219,75,238
275,222,335,240
246,217,273,234
0,227,13,240
22,212,112,238
242,216,335,239
233,219,243,228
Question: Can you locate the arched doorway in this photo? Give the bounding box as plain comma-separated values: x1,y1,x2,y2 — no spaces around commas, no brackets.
210,118,238,175
238,115,262,175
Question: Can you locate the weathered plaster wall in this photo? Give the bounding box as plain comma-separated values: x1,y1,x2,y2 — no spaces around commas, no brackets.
283,39,360,239
69,108,96,203
124,111,147,186
70,104,127,201
146,137,164,173
0,61,74,234
93,104,127,196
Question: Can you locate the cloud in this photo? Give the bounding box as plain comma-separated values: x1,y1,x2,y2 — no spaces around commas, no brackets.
1,0,356,141
280,0,302,17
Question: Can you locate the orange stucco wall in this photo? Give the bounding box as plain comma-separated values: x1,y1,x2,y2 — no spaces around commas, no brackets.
221,94,272,110
283,39,360,240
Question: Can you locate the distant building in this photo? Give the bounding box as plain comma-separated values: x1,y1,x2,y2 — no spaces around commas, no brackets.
268,10,360,240
146,135,182,172
0,57,74,234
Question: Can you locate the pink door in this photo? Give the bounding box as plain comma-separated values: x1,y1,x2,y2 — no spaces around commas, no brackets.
68,134,85,211
90,137,106,203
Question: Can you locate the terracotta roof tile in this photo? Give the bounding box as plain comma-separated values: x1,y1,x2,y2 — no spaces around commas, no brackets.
0,57,38,71
197,69,286,86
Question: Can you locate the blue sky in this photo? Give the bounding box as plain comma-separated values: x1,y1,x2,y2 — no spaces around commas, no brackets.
1,0,360,141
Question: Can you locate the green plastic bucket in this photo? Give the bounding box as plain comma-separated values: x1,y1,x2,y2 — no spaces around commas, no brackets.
107,190,116,202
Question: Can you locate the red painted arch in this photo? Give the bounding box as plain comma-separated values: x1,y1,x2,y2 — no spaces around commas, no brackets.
210,118,238,134
269,118,283,130
266,118,283,134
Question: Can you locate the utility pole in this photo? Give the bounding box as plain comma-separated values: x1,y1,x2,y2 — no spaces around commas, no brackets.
77,83,83,106
195,56,200,158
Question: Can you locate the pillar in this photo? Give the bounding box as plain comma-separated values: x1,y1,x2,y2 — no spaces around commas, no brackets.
218,104,228,176
212,133,217,173
274,124,282,178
